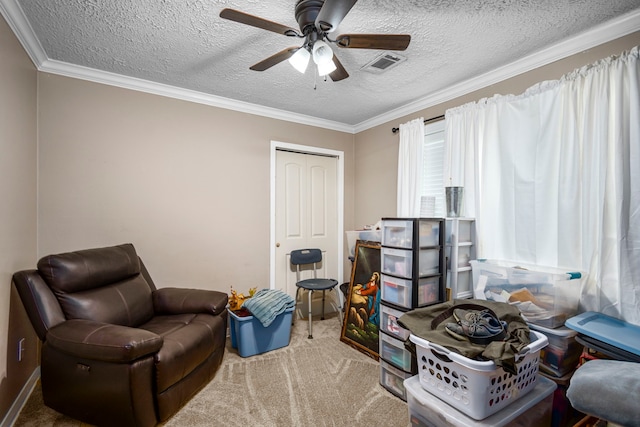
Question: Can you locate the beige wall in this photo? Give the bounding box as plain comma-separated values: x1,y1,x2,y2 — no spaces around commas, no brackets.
0,13,38,421
353,31,640,228
36,73,356,291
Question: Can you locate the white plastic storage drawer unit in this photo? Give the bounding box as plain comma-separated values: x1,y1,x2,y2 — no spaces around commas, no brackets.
380,359,413,400
380,303,411,340
445,218,474,244
447,269,473,297
381,247,440,279
447,244,472,268
380,332,416,373
381,274,440,309
382,219,441,249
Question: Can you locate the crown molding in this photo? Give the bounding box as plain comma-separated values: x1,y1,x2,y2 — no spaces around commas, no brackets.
2,0,638,135
0,0,47,65
38,59,355,133
353,8,640,133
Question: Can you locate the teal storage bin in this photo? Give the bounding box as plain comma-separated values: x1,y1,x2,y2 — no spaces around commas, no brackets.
229,307,294,357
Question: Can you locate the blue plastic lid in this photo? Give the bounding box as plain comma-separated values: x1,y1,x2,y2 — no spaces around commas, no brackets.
565,311,640,357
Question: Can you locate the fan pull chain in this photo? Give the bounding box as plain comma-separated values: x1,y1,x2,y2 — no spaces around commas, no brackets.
313,66,329,90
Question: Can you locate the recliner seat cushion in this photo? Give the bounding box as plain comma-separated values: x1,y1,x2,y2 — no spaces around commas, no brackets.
140,313,226,392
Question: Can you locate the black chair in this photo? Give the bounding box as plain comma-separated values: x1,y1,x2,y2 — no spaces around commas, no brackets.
290,248,340,339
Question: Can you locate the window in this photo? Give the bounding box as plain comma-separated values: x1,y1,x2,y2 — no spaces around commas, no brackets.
421,120,445,217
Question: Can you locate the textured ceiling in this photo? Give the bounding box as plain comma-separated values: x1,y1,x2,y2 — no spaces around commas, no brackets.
5,0,640,130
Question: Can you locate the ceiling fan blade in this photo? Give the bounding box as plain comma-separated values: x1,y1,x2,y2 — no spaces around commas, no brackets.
336,34,411,50
249,47,299,71
329,56,349,82
315,0,358,32
220,8,300,36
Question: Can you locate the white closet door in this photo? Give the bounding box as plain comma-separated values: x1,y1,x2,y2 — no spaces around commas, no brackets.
274,150,338,301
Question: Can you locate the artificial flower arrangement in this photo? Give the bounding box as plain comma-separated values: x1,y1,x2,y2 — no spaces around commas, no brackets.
228,286,257,312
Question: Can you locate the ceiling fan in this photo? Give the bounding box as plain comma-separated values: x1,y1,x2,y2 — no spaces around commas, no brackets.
219,0,411,82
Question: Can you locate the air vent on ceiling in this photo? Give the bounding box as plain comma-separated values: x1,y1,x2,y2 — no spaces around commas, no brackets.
361,52,407,74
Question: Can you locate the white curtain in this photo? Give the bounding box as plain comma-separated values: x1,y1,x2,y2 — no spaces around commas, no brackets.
397,117,425,216
445,46,640,325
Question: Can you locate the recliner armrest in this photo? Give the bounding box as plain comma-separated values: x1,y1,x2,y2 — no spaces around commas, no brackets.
47,319,163,363
153,287,228,316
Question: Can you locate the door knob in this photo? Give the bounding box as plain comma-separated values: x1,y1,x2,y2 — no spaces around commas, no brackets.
276,243,280,247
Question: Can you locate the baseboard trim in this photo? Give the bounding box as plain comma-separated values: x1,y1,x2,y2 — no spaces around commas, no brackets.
0,367,40,427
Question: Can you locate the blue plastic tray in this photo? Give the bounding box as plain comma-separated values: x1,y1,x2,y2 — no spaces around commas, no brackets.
565,311,640,357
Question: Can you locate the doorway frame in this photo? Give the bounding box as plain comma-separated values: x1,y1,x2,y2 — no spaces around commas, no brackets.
269,140,345,290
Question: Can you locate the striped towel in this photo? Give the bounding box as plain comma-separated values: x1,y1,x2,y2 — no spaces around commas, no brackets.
242,288,296,328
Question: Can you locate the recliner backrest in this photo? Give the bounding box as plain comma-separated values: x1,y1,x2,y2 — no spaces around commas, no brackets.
37,243,155,327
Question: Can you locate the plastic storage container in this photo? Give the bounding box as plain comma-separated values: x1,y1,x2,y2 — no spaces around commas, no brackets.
470,259,583,328
447,244,472,268
382,219,441,249
565,311,640,359
345,229,382,258
445,218,473,244
540,370,583,427
446,269,472,297
380,303,411,340
229,307,294,357
380,359,413,400
410,331,548,420
530,323,581,377
405,375,556,427
380,274,440,309
381,247,440,279
380,331,416,373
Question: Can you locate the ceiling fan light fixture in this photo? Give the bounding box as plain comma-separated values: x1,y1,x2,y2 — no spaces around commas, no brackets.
312,40,333,65
317,59,337,77
288,47,310,73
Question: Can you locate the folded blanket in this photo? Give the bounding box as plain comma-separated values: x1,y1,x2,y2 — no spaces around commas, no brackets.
567,360,640,427
242,289,295,327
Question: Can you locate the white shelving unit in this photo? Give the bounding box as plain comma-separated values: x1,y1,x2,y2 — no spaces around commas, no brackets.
446,218,476,299
378,217,446,401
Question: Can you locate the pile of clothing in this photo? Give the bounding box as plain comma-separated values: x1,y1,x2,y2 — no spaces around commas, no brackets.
398,299,531,374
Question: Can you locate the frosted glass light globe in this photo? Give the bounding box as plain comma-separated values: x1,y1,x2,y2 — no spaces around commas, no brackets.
312,40,333,65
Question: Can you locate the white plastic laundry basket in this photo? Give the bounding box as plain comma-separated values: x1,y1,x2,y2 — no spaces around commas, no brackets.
410,330,548,420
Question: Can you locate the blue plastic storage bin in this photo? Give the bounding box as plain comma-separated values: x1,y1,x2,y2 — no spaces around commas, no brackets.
565,311,640,359
229,307,294,357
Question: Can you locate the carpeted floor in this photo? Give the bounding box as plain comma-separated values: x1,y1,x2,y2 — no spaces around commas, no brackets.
14,313,410,427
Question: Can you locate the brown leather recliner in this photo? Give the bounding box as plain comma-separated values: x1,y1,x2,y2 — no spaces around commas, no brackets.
12,243,228,427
